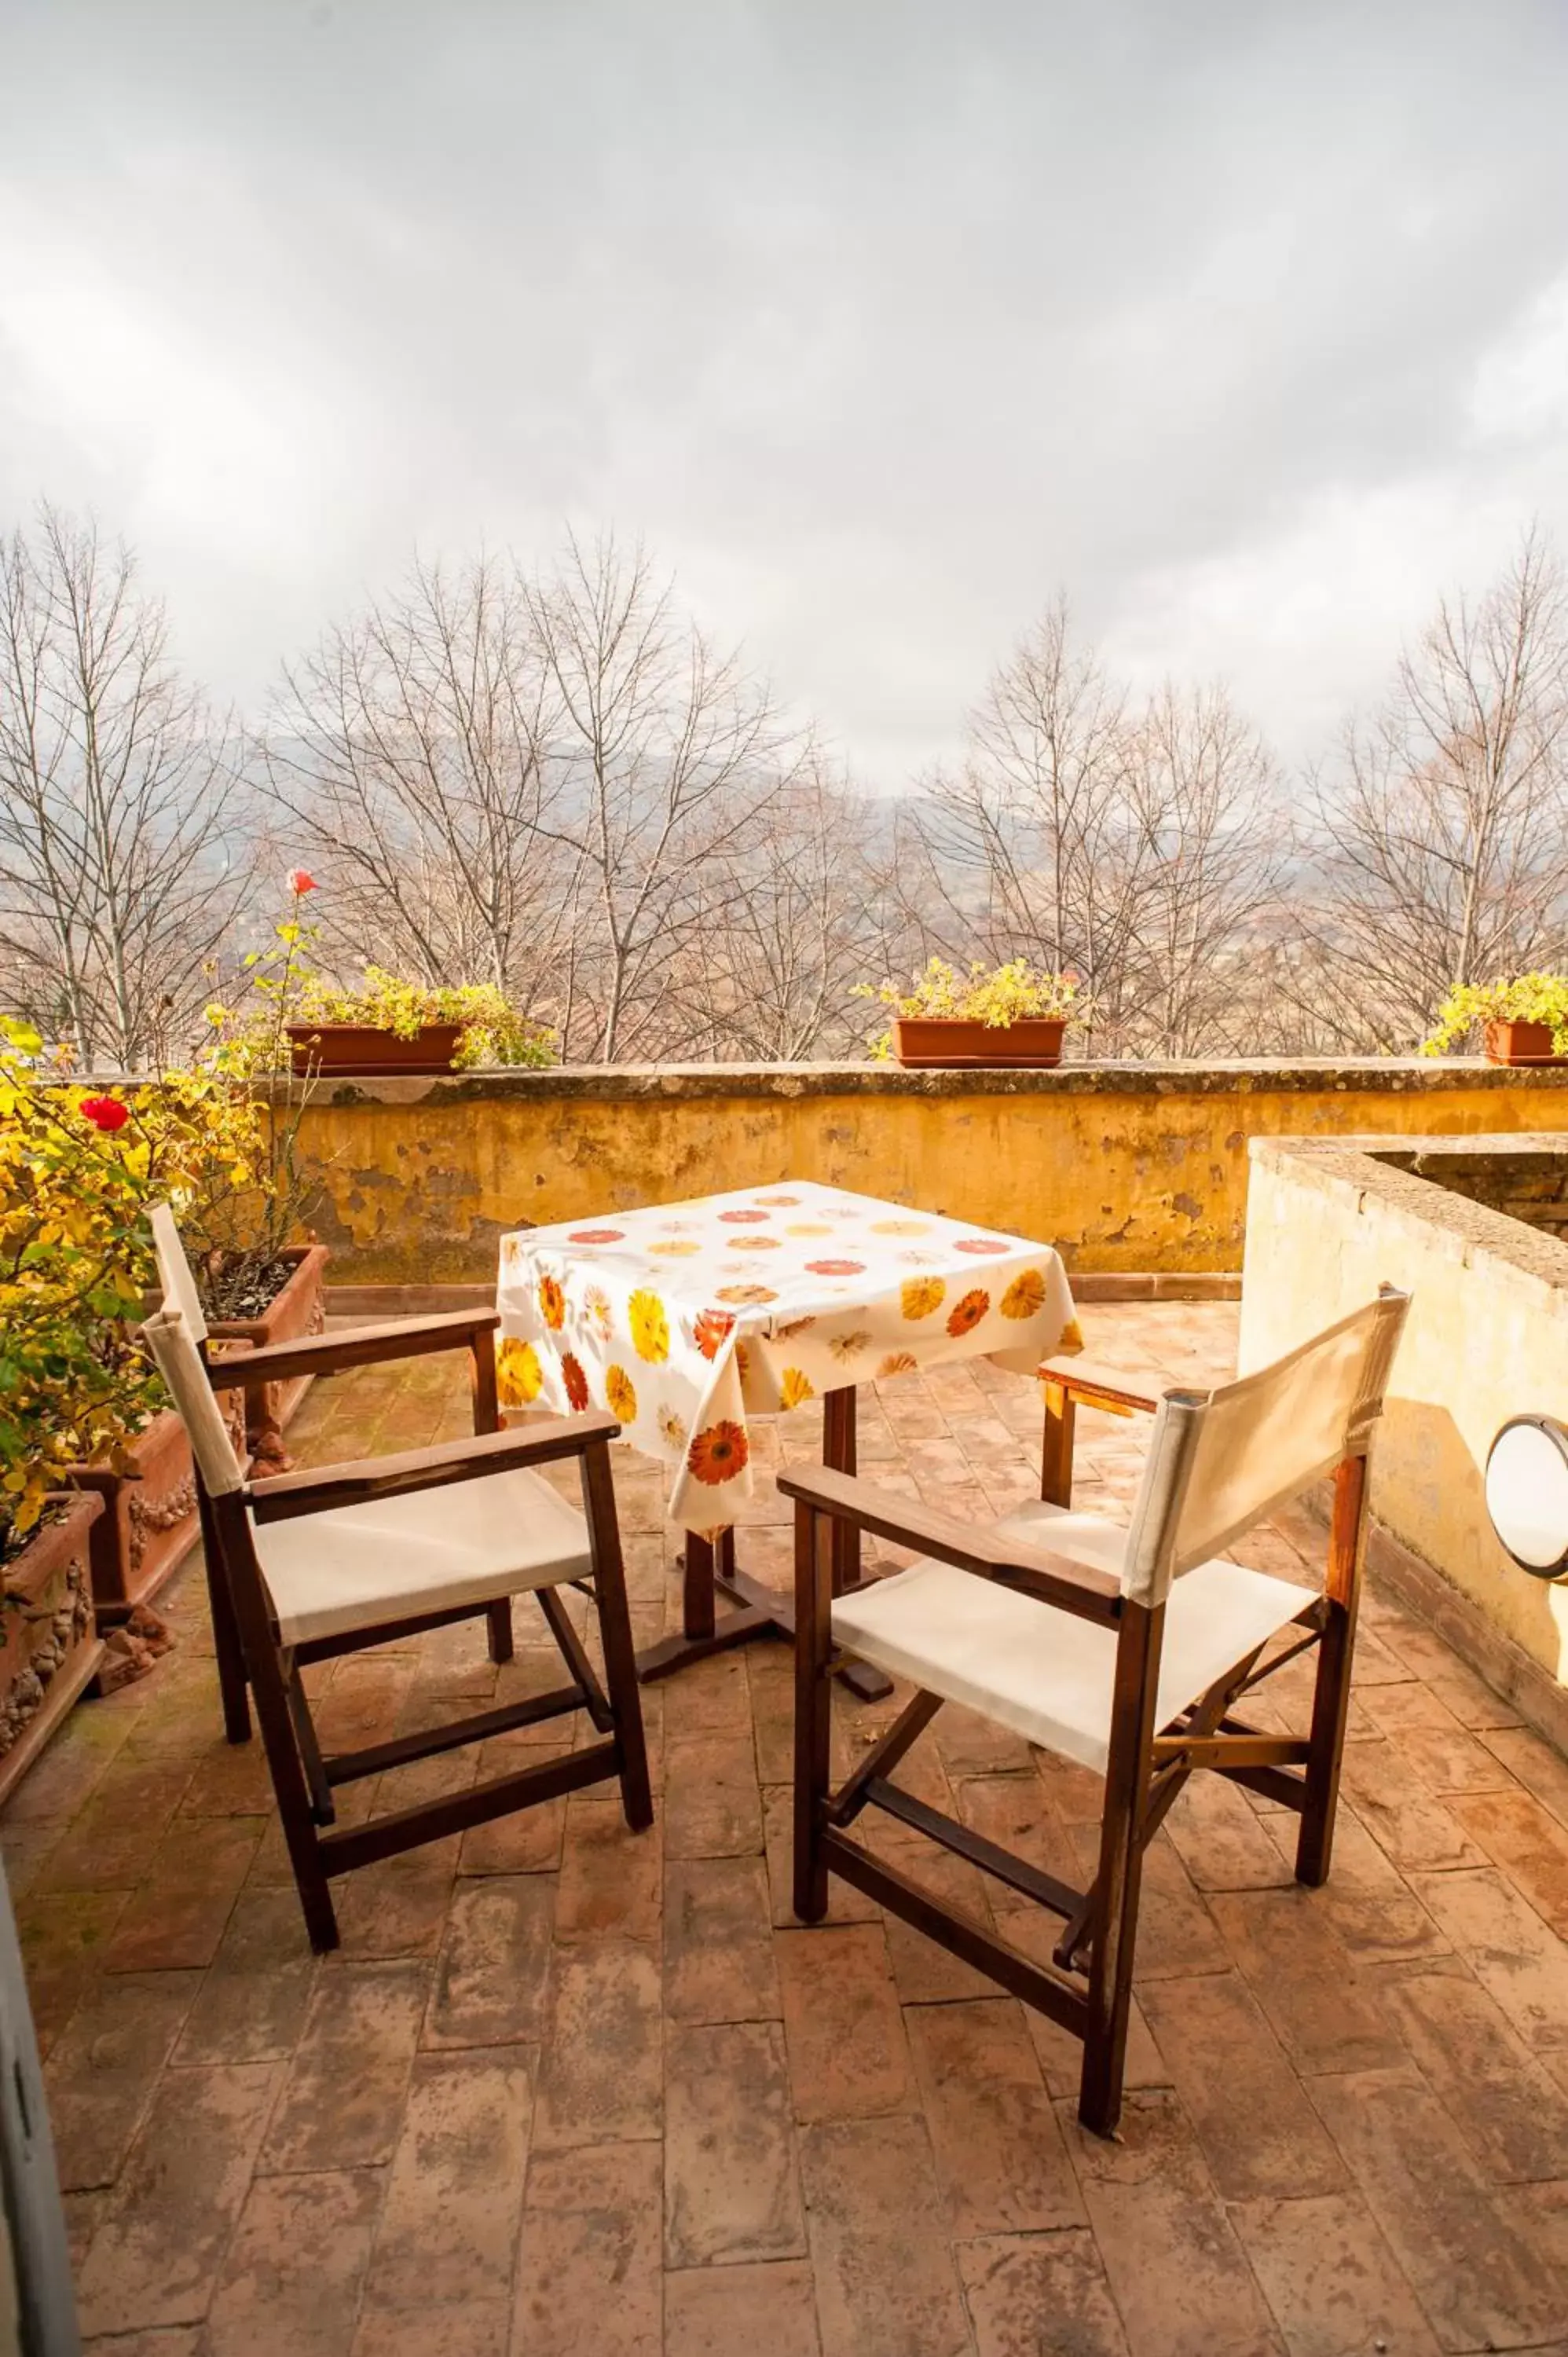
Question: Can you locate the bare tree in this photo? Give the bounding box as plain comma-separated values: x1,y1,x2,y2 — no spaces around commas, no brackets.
261,553,581,1024
1308,529,1568,1048
524,533,804,1060
0,504,244,1069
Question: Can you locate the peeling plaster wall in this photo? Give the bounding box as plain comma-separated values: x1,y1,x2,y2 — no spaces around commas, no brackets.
251,1057,1568,1285
1240,1135,1568,1689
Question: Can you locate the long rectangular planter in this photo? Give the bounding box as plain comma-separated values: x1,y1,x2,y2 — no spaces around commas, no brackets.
288,1021,462,1077
210,1242,331,1468
1485,1020,1568,1067
0,1493,104,1808
892,1015,1066,1068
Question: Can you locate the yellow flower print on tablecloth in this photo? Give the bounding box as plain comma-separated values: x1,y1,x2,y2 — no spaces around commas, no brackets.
1056,1317,1085,1353
687,1419,749,1486
1001,1267,1047,1321
877,1351,917,1378
496,1337,542,1406
947,1288,990,1338
648,1238,701,1257
870,1217,929,1236
628,1288,670,1364
900,1276,946,1321
785,1222,833,1237
537,1273,566,1331
583,1283,613,1341
826,1329,870,1364
605,1364,638,1422
658,1405,688,1452
779,1367,815,1409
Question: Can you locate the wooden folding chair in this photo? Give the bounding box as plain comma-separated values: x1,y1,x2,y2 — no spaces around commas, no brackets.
149,1204,516,1746
142,1301,652,1953
784,1288,1409,2136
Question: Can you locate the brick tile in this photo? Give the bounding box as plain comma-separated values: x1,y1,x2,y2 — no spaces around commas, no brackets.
1117,1835,1229,1983
207,2165,382,2357
261,1959,429,2172
332,1854,455,1959
424,1872,554,2048
1059,2088,1284,2357
457,1789,564,1874
663,2261,821,2357
1382,1965,1568,2180
351,2304,510,2357
776,1923,914,2122
665,2019,804,2264
954,1771,1079,1883
800,2115,971,2357
365,2048,533,2308
33,1759,192,1891
881,1845,1008,2006
958,2229,1131,2357
179,1734,279,1816
663,1732,764,1858
13,1887,131,2057
532,1937,661,2147
42,1968,200,2191
1262,1806,1453,1965
1451,1787,1568,1937
906,1996,1083,2234
512,2142,661,2357
1230,2191,1442,2357
1163,1773,1297,1891
1339,1743,1485,1872
101,1813,265,1973
555,1793,661,1941
1207,1886,1401,2073
1411,1864,1568,2058
1310,2064,1564,2348
932,1704,1036,1778
1138,1970,1344,2201
75,2331,202,2356
1482,1723,1568,1827
174,1886,319,2065
762,1783,877,1927
75,2062,278,2335
665,1853,779,2022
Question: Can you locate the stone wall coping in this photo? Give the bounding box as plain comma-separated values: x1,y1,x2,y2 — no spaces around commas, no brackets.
86,1055,1568,1107
1247,1134,1568,1310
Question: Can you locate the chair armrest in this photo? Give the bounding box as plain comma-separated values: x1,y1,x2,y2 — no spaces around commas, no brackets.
776,1464,1122,1624
247,1409,617,1523
205,1308,502,1391
1036,1357,1162,1417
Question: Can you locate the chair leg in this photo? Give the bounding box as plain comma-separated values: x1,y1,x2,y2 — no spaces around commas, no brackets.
254,1652,339,1952
485,1600,515,1664
1297,1454,1367,1886
793,1501,833,1923
579,1442,653,1832
1079,1598,1163,2137
286,1666,335,1826
198,1489,252,1745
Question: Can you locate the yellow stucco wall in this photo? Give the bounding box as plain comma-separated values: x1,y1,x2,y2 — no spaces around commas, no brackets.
1239,1138,1568,1688
283,1058,1568,1285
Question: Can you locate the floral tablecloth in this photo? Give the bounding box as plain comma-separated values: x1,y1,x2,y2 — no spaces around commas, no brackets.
495,1180,1081,1532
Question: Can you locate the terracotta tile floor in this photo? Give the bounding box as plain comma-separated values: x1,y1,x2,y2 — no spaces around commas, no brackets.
9,1303,1568,2355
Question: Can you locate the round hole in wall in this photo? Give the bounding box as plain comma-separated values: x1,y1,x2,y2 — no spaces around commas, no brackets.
1485,1417,1568,1579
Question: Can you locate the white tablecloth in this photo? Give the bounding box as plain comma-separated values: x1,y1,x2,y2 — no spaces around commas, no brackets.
496,1180,1081,1532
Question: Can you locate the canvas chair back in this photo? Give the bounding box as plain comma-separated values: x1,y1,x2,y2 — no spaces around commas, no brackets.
1119,1289,1409,1607
143,1304,244,1497
149,1202,209,1346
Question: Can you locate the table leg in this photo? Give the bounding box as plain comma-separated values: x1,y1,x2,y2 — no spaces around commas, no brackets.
636,1527,774,1681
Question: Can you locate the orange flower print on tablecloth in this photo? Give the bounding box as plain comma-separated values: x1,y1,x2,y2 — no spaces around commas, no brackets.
496,1338,542,1405
806,1258,864,1277
658,1405,688,1452
605,1364,638,1422
877,1351,917,1378
727,1235,781,1252
900,1276,946,1321
956,1237,1011,1256
561,1352,590,1412
628,1288,670,1364
1001,1267,1047,1321
583,1284,613,1341
688,1419,750,1486
694,1307,736,1359
947,1288,991,1338
716,1283,777,1306
779,1367,815,1409
537,1273,566,1330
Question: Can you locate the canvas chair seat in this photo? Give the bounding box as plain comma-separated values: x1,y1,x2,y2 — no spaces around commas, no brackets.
832,1531,1313,1775
252,1468,593,1648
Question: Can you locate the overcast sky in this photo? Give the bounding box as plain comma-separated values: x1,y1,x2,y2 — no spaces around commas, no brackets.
4,0,1567,786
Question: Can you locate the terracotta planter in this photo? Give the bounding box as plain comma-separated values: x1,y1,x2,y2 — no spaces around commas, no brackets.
0,1494,104,1805
209,1242,331,1469
892,1016,1067,1069
1484,1019,1568,1068
71,1361,249,1623
288,1021,463,1077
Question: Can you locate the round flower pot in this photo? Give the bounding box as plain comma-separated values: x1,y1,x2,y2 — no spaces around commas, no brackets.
287,1021,463,1077
1483,1020,1568,1067
0,1493,104,1805
892,1016,1066,1069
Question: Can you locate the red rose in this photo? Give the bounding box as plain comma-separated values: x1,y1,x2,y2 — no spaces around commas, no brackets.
287,868,317,895
80,1095,130,1133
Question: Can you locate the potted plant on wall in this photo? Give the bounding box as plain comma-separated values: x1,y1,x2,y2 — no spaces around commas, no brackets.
857,959,1091,1069
1422,976,1568,1068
